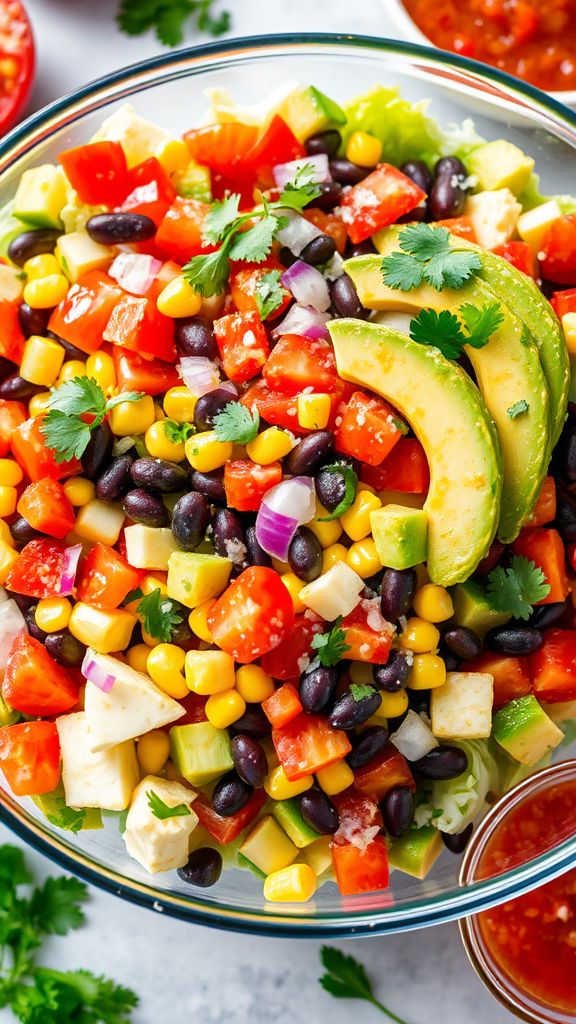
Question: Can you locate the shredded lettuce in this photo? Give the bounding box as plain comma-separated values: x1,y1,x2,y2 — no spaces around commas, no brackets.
518,172,576,213
413,739,500,835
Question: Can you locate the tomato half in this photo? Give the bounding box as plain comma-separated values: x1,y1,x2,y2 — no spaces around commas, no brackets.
207,566,295,663
0,1,34,133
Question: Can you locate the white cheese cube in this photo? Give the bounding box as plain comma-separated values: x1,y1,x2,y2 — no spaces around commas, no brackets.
124,525,179,570
124,776,198,874
0,599,26,678
431,672,494,740
0,264,24,303
517,199,561,252
57,712,139,811
464,189,522,250
300,562,363,619
75,499,125,546
91,104,172,168
57,231,114,284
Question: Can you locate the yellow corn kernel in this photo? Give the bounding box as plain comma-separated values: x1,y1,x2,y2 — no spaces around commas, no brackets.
85,351,116,392
126,643,151,674
20,335,65,387
188,600,215,643
297,393,331,431
263,863,316,903
409,653,447,691
346,538,382,579
0,460,23,487
0,521,14,548
138,574,168,598
345,130,383,167
58,359,87,384
265,765,314,801
0,538,19,584
562,313,576,355
68,602,137,654
147,644,188,698
28,392,52,417
340,491,382,542
141,627,160,648
349,662,374,686
307,503,343,547
185,649,236,695
145,419,186,462
321,542,348,572
109,395,155,437
154,137,190,176
62,476,96,507
316,759,355,796
235,664,275,704
378,688,409,718
399,617,440,654
157,276,203,318
185,431,233,473
23,253,61,281
75,499,125,545
281,572,307,613
0,486,17,517
413,583,454,623
154,403,166,422
246,426,293,465
163,386,197,423
205,688,247,729
23,274,69,309
34,597,72,633
137,729,171,775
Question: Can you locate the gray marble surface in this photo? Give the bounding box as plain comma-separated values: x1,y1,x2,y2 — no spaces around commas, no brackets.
1,1,516,1021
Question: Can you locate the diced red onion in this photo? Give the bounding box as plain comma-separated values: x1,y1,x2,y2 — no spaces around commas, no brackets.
281,261,331,312
82,650,116,693
271,304,331,340
390,710,439,761
273,154,331,190
274,211,322,256
109,253,162,296
59,544,82,596
255,476,316,560
178,356,221,397
217,380,238,397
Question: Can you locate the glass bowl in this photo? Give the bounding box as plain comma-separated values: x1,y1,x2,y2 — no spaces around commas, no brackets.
1,32,576,937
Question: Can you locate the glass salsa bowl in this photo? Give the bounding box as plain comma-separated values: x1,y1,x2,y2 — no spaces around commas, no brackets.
1,33,576,937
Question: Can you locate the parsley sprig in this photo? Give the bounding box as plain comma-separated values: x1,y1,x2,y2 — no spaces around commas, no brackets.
409,301,504,360
254,270,285,320
213,404,260,444
147,790,192,820
382,224,482,292
319,946,409,1024
310,617,350,668
130,588,184,642
487,554,550,621
42,377,144,464
117,0,230,47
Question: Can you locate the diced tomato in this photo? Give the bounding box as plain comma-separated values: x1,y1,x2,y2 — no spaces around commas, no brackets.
492,240,537,278
59,141,129,207
529,629,576,702
121,157,175,226
207,566,294,664
466,651,531,709
272,713,352,781
172,692,207,725
353,743,415,800
184,122,259,177
261,613,324,680
103,293,176,362
361,437,429,494
331,836,390,896
262,682,303,728
433,216,478,242
0,721,60,796
11,417,82,481
303,208,348,255
525,477,556,528
17,479,75,540
0,401,26,458
229,260,291,320
0,0,34,135
214,310,270,383
263,333,339,394
241,380,301,432
335,390,406,467
332,788,383,847
48,271,123,356
341,164,426,244
551,287,576,320
223,459,282,513
341,599,394,664
509,0,539,44
113,348,180,396
5,538,68,599
155,197,216,263
194,788,267,844
0,300,24,364
512,528,569,604
540,214,576,286
2,634,78,716
75,543,142,609
246,115,305,189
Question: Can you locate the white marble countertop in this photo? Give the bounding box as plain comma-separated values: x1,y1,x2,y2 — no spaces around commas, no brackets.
1,2,516,1021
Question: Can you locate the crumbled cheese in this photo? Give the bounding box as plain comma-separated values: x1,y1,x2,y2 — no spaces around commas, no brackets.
297,655,311,673
404,650,414,667
398,615,408,633
224,538,247,566
242,330,257,348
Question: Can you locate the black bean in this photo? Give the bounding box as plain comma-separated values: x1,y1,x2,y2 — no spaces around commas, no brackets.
313,180,344,211
284,430,334,476
373,650,412,692
23,605,46,642
0,358,15,384
380,568,416,621
18,303,51,339
230,704,271,739
429,176,466,220
231,735,267,788
245,524,272,567
329,686,382,729
398,204,427,224
0,374,43,400
175,316,217,359
45,630,86,668
439,647,460,673
555,491,576,541
300,234,336,266
435,155,467,179
442,824,474,854
194,389,237,431
8,228,60,267
86,212,156,245
400,159,433,195
95,454,134,502
315,465,351,512
212,508,246,563
279,245,297,268
347,725,389,769
211,771,252,817
49,333,88,363
414,745,468,780
305,130,341,158
9,517,43,547
329,273,366,318
7,592,36,613
299,665,338,714
299,790,339,835
474,540,507,576
190,468,226,503
330,158,372,185
172,492,211,552
82,421,114,481
177,848,222,888
288,527,322,582
561,431,576,483
131,457,188,493
444,627,482,661
485,625,543,655
381,786,414,837
346,239,377,258
530,601,568,629
122,488,168,527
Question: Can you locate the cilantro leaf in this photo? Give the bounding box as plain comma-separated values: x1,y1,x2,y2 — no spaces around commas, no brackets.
163,419,195,444
278,163,322,211
423,248,481,291
35,967,138,1024
42,377,144,463
459,300,504,347
381,251,423,292
350,684,376,702
409,308,466,359
213,404,260,444
229,214,280,263
254,270,284,320
319,946,409,1023
182,243,233,297
508,399,529,419
310,617,350,668
42,803,87,834
117,0,230,46
0,844,32,886
382,224,481,292
147,790,192,820
486,554,551,621
45,376,106,418
318,464,358,521
203,194,241,244
136,588,183,642
40,410,92,463
29,877,87,937
399,223,450,259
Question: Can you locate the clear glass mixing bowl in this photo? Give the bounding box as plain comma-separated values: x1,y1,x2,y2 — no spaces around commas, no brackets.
1,33,576,937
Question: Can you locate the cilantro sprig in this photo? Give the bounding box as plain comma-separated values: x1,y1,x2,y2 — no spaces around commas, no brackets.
350,684,376,703
319,946,409,1024
318,464,358,522
42,377,144,463
409,300,504,360
163,419,195,444
310,617,350,668
382,224,482,292
133,588,184,642
147,790,192,820
117,0,230,47
254,270,285,320
213,404,260,444
487,554,551,621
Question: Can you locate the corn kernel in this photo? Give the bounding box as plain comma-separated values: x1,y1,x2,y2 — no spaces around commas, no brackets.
399,617,440,654
297,393,331,430
86,351,116,392
263,863,316,903
68,602,137,654
340,491,382,542
23,274,69,309
28,392,52,417
58,359,87,384
157,276,203,318
35,597,72,633
126,643,151,674
409,653,447,690
413,583,454,623
154,137,190,176
321,542,348,572
307,503,343,547
185,431,233,473
0,521,14,548
141,627,160,648
0,538,19,584
23,253,61,281
75,499,125,545
246,426,293,465
137,729,171,775
281,572,307,613
145,419,186,462
163,386,197,423
63,476,96,506
316,760,354,796
147,644,188,698
205,688,246,729
0,460,23,487
265,765,313,801
349,662,374,685
188,600,215,643
345,130,383,167
20,335,65,387
185,649,236,694
346,538,382,579
235,664,275,704
562,313,576,355
0,486,17,517
138,574,169,597
109,395,155,436
378,688,409,717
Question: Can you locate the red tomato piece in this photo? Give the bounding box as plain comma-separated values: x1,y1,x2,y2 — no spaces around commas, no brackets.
331,836,390,896
11,417,81,481
342,599,394,664
194,789,267,844
59,141,129,207
17,479,75,539
551,287,576,320
272,713,352,781
0,721,60,796
241,380,301,432
340,164,426,244
2,634,78,716
492,240,537,278
529,629,576,702
121,157,176,226
0,300,24,363
184,122,259,177
335,390,406,467
540,215,576,286
155,197,216,263
113,348,180,396
214,310,270,383
103,293,176,362
261,612,324,680
263,333,338,394
512,528,569,604
466,652,531,710
303,208,348,255
223,459,282,513
75,542,142,609
332,788,383,847
0,400,26,458
48,271,123,356
5,538,68,599
262,682,303,729
229,261,291,320
361,437,429,494
525,477,556,528
433,216,478,243
353,743,415,800
0,0,34,134
207,566,294,664
171,692,207,725
246,115,305,189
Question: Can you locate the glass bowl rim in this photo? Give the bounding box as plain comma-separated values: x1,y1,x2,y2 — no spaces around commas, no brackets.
1,31,576,936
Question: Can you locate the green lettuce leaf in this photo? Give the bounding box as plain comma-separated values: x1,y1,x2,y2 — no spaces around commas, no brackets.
413,739,500,835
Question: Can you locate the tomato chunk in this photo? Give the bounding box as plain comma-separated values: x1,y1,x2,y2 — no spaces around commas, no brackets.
303,208,348,255
341,599,394,664
551,287,576,319
2,634,78,716
103,293,176,362
245,116,305,189
492,240,537,278
272,713,352,781
261,613,324,681
263,333,338,394
121,157,176,226
353,743,415,800
229,261,291,320
0,721,61,796
6,538,68,599
0,300,24,363
59,141,129,207
433,216,478,242
207,566,294,664
155,197,216,263
113,348,180,396
335,390,406,467
0,401,27,458
540,214,576,286
262,682,303,729
223,459,282,513
17,478,75,539
184,122,259,177
525,477,556,528
331,836,390,896
512,528,569,604
193,789,267,844
340,163,426,244
529,629,576,703
76,543,142,610
48,271,123,356
466,652,531,710
214,310,270,383
11,417,81,481
241,380,301,432
361,437,429,493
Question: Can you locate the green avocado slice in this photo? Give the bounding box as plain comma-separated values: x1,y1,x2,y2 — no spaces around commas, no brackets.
328,319,502,586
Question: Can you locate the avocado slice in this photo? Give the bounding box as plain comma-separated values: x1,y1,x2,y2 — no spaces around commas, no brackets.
371,505,428,569
388,826,443,878
169,721,233,786
452,580,511,638
328,319,502,586
239,815,298,874
275,85,346,142
346,246,550,542
467,140,535,196
493,695,564,766
272,798,319,848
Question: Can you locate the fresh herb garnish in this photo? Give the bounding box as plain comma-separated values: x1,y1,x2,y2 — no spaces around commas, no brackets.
507,399,529,419
409,300,504,360
163,419,195,444
310,617,351,668
42,377,143,463
117,0,230,47
318,464,358,521
147,790,192,820
213,403,260,444
382,224,482,292
136,588,184,642
254,270,285,320
42,803,87,834
319,946,409,1024
487,554,551,621
349,683,376,702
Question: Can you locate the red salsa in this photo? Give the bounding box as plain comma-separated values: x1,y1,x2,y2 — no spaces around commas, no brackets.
402,0,576,93
476,779,576,1014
